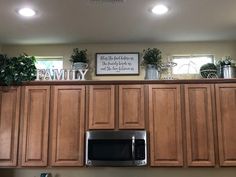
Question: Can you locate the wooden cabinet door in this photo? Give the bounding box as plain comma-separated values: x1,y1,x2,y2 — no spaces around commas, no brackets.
21,86,50,166
51,86,85,166
149,85,183,166
215,83,236,166
184,84,215,166
0,87,20,167
118,85,145,129
88,85,115,129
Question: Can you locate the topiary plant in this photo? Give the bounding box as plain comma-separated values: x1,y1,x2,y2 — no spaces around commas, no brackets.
70,48,88,63
0,54,37,86
142,48,162,66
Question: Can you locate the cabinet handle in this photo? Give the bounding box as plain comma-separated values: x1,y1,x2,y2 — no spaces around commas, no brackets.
132,136,135,162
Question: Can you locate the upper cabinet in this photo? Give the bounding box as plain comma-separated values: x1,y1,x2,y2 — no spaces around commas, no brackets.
88,85,145,130
215,83,236,166
118,85,145,129
148,84,183,166
20,86,50,167
184,84,215,166
50,86,85,166
0,87,21,167
88,85,115,129
1,80,236,168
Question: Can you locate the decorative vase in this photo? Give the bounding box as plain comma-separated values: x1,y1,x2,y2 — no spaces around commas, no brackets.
222,65,236,78
73,62,88,70
145,64,160,80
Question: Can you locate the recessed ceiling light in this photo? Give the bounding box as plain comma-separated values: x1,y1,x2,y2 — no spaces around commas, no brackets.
152,4,169,15
18,7,36,17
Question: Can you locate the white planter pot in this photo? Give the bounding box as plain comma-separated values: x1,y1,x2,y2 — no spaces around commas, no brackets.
145,64,160,80
73,62,88,70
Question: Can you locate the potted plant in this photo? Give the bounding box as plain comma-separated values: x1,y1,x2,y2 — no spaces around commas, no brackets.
70,48,88,69
0,53,36,86
142,48,162,80
216,56,236,78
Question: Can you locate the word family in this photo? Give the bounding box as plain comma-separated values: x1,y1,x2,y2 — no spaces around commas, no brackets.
36,69,88,81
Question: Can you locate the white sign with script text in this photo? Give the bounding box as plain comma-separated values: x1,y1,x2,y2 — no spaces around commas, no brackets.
96,53,139,75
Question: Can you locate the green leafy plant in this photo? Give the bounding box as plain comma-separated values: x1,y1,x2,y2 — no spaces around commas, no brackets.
0,54,8,84
142,48,162,66
0,54,36,86
70,48,88,63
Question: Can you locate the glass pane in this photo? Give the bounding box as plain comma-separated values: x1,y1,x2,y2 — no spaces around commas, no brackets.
172,55,213,74
35,58,63,70
88,140,132,161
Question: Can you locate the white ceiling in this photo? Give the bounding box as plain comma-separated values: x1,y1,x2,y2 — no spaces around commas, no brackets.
0,0,236,44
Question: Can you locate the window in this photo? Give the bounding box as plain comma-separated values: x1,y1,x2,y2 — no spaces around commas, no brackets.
172,55,214,74
35,56,63,70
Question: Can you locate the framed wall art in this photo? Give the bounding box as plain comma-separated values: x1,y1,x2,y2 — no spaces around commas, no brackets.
95,53,140,75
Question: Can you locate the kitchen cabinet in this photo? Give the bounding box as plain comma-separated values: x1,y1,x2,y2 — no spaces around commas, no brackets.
215,83,236,166
118,85,145,129
0,87,21,167
184,84,215,166
88,85,145,130
20,86,50,167
148,84,183,166
50,85,85,166
88,85,115,129
1,80,236,168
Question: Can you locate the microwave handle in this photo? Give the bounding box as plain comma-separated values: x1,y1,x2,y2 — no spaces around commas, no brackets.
132,136,135,161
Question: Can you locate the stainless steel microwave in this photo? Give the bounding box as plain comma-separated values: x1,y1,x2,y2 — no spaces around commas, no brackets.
85,130,147,167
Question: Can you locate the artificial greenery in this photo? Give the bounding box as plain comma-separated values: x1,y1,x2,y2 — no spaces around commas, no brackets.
70,48,88,63
0,54,36,86
142,48,162,66
217,56,233,66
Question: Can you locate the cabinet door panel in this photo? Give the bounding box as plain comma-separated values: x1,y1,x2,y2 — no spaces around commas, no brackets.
0,87,20,166
51,86,85,166
119,85,145,129
149,85,183,166
21,86,50,166
216,84,236,166
185,84,215,166
88,85,115,129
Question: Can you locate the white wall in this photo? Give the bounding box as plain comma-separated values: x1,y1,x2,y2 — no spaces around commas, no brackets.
2,41,236,80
